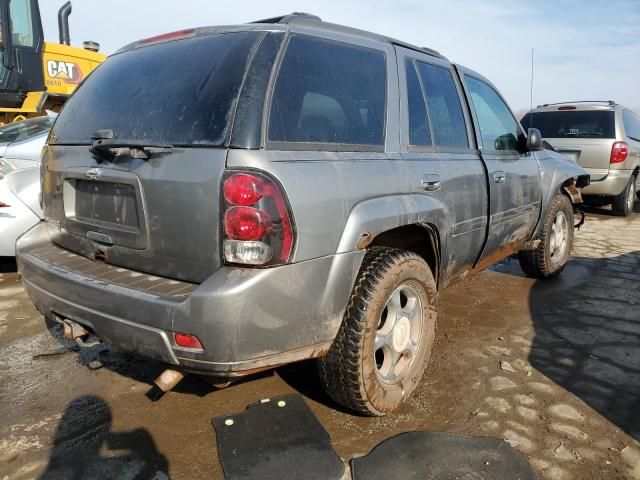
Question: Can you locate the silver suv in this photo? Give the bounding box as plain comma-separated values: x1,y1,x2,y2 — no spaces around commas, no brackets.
17,14,588,415
522,101,640,216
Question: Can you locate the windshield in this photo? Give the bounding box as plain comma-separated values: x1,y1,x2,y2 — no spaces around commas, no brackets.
521,110,615,139
0,116,55,144
51,32,263,146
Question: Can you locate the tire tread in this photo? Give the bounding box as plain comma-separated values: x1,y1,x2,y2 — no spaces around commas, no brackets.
518,192,573,279
318,247,424,416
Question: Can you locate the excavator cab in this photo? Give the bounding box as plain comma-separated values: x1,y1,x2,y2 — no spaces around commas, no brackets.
0,0,45,110
0,1,104,124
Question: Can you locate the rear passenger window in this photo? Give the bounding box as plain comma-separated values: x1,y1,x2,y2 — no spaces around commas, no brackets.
623,110,640,141
416,62,468,149
405,60,432,146
465,75,520,152
268,35,386,148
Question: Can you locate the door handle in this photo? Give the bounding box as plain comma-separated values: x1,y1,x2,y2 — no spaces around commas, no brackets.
494,171,506,183
421,174,441,191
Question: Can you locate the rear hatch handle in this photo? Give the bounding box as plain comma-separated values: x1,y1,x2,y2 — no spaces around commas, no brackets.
90,138,173,161
555,146,582,153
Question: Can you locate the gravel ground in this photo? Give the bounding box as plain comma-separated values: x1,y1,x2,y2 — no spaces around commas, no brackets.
1,204,639,480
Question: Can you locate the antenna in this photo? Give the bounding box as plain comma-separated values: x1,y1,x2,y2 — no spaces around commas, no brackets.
529,48,534,129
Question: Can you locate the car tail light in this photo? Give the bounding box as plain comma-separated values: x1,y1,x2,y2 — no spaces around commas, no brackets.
222,171,295,266
224,207,273,241
610,141,629,164
558,106,576,110
174,332,203,350
223,173,264,206
0,202,10,208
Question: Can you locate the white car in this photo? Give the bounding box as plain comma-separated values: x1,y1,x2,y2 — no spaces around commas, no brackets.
0,115,55,257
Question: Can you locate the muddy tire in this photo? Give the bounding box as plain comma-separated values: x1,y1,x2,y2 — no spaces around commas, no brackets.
612,174,636,216
518,192,574,279
317,247,437,416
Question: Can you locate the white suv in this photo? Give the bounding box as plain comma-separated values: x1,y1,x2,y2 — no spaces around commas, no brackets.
522,101,640,216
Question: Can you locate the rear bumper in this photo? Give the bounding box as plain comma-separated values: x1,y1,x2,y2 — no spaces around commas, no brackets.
582,169,633,196
17,223,362,376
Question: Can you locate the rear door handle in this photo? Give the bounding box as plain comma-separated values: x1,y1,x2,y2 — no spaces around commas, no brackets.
494,171,506,183
421,174,441,191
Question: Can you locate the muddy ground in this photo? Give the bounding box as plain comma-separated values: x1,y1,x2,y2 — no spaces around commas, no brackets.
1,204,639,480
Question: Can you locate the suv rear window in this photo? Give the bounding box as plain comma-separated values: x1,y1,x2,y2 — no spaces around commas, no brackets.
51,32,263,146
268,35,386,148
521,110,615,139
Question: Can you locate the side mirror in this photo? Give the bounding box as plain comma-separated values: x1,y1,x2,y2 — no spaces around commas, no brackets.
526,128,544,152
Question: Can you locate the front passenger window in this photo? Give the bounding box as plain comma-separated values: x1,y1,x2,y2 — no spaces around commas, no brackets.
465,75,520,152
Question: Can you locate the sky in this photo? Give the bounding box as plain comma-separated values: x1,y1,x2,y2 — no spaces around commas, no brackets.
40,0,640,113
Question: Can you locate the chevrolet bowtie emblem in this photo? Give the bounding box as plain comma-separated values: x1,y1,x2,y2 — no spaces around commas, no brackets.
85,167,103,180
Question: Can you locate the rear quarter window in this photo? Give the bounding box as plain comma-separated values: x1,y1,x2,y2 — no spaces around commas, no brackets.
521,110,615,139
268,35,386,149
51,32,263,146
622,109,640,141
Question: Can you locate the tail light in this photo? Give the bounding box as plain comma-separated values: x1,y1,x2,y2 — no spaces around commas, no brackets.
174,332,203,351
139,28,196,45
610,141,629,164
0,201,10,208
222,171,295,266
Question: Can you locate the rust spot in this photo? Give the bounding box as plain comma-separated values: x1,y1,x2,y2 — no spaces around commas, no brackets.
473,242,522,272
185,341,333,379
356,231,374,250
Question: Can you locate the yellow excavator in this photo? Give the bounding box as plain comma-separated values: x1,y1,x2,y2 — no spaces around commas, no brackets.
0,1,105,124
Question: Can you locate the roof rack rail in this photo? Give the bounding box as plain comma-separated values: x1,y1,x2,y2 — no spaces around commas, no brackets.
421,46,443,58
251,12,322,24
249,12,445,60
537,100,616,108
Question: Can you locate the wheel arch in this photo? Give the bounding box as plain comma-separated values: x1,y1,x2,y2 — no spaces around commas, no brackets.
533,150,590,238
369,223,441,289
336,194,447,288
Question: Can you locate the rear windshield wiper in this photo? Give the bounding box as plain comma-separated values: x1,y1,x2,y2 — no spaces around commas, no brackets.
90,138,173,161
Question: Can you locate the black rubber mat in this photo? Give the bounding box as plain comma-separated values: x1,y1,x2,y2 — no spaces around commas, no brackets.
212,394,344,480
351,431,538,480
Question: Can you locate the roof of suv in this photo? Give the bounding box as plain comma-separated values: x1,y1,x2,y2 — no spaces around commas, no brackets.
121,12,447,60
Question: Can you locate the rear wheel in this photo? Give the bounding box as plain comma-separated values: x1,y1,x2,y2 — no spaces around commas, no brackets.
612,174,636,216
318,247,437,416
518,193,574,279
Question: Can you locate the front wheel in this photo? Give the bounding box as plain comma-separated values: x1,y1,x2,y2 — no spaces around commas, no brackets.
317,247,437,416
518,192,574,279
